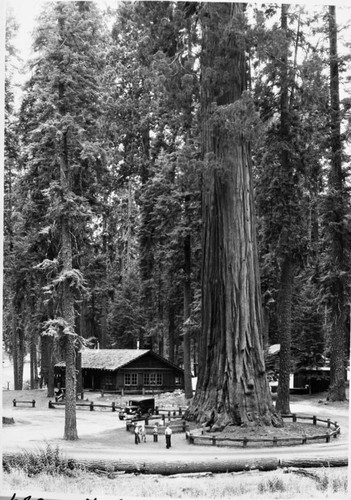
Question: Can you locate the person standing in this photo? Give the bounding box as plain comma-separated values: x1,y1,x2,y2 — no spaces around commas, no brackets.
141,424,146,442
134,424,141,445
153,423,159,442
165,424,172,449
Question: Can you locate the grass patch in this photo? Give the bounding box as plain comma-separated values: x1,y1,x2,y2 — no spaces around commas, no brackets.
2,466,348,498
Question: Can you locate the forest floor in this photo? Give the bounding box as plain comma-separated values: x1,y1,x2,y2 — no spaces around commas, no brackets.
1,389,350,499
2,388,348,446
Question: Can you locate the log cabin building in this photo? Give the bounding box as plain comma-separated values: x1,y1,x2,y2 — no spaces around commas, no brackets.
55,349,184,393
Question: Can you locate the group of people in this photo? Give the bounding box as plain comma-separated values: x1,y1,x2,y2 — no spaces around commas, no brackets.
134,423,147,444
134,422,172,448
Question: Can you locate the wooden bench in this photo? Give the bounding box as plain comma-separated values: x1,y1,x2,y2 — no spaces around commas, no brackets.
13,399,36,407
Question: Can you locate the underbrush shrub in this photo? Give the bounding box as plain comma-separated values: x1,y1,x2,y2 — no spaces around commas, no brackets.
257,476,286,494
3,444,83,477
316,471,348,493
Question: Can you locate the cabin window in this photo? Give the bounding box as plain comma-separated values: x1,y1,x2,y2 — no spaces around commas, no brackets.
124,373,138,386
143,372,163,386
175,375,181,385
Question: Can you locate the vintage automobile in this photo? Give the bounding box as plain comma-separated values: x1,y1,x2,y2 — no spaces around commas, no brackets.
118,405,141,420
118,398,155,420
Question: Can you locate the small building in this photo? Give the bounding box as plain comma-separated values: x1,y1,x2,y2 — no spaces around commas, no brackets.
54,349,184,394
292,366,330,394
266,344,331,394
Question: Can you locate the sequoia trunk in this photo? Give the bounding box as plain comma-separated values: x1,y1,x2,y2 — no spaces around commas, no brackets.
185,3,279,429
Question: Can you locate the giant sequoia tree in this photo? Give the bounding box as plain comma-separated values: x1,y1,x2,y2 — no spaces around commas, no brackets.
185,3,280,429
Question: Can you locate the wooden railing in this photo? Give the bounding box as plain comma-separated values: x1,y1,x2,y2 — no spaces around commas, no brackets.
187,414,341,447
126,416,189,435
48,401,119,412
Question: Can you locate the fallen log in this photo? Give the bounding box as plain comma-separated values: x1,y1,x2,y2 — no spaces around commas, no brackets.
3,451,347,476
279,457,348,468
59,456,280,475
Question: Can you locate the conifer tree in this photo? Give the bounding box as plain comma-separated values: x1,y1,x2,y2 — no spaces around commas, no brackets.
322,5,349,401
18,1,108,439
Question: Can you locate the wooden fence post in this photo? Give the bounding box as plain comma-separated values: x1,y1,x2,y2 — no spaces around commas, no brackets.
212,435,216,446
13,399,16,407
90,401,94,411
112,402,115,412
292,414,297,423
313,416,317,425
32,400,35,407
273,436,277,447
243,437,248,448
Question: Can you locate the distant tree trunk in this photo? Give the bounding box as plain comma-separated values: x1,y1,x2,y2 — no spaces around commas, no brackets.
183,197,193,400
327,5,346,401
168,303,175,363
18,328,25,389
100,293,108,348
30,330,38,389
185,3,280,429
275,4,293,415
139,126,154,349
12,300,20,389
12,295,26,389
41,334,55,396
47,336,55,397
276,257,294,413
76,350,83,396
100,218,109,349
61,217,78,440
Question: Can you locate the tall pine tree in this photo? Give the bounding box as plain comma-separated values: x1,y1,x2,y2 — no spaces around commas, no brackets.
19,1,108,439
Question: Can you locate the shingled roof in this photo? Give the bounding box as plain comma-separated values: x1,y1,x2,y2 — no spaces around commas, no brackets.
56,349,150,371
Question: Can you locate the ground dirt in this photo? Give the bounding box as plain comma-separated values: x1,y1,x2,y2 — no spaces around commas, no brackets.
2,388,349,449
1,389,349,499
